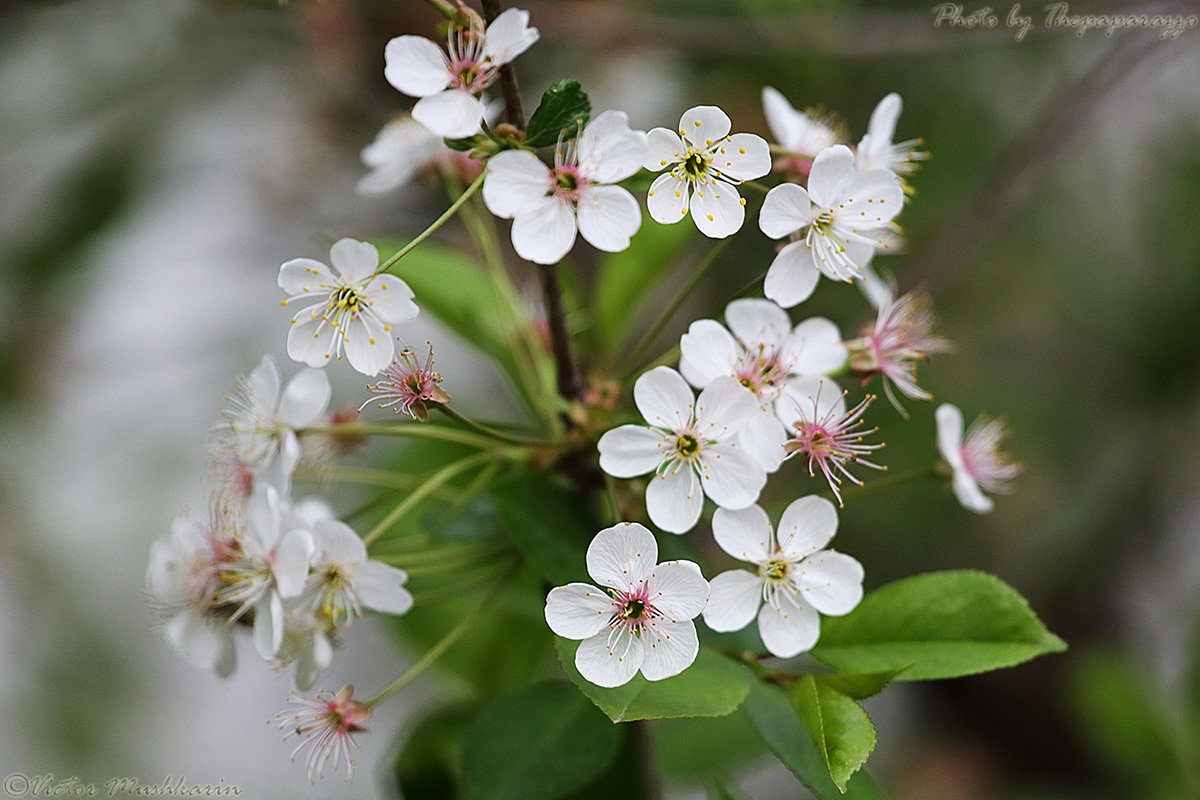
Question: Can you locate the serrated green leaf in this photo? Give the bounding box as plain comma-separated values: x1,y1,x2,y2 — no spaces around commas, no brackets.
555,638,750,722
814,667,908,700
524,79,591,148
811,570,1067,681
792,677,877,792
488,472,595,585
462,681,621,800
742,683,888,800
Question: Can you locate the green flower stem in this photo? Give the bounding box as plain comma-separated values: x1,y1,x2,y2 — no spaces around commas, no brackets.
768,144,814,160
827,464,940,504
364,563,518,708
299,422,493,450
433,403,559,447
371,540,511,568
426,460,503,541
622,237,733,378
314,465,458,496
422,0,457,18
363,451,510,546
376,170,487,276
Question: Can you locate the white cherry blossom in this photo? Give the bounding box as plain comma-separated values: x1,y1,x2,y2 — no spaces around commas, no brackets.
357,115,447,196
703,497,863,658
644,105,770,238
215,355,331,492
679,298,847,473
759,145,904,307
597,366,766,533
384,9,539,138
936,404,1020,514
545,523,709,687
307,518,414,628
483,110,647,264
855,93,927,178
279,238,419,376
762,86,841,160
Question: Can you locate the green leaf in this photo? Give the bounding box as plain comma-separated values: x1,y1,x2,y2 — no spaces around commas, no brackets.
811,570,1067,681
791,677,877,792
654,708,765,781
813,667,907,700
393,702,470,800
592,216,696,357
461,681,621,800
488,472,596,585
524,80,591,148
555,638,750,722
742,683,888,800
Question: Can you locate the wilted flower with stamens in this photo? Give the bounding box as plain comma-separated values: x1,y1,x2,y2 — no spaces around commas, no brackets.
703,498,863,657
384,8,539,138
936,404,1020,514
279,238,419,376
759,145,904,308
679,298,847,473
597,367,766,533
644,105,770,238
855,93,928,181
847,290,951,411
362,346,451,422
277,686,371,783
483,109,648,264
545,523,709,687
777,378,884,506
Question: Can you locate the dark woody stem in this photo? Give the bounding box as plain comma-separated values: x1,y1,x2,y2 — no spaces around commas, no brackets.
480,0,583,408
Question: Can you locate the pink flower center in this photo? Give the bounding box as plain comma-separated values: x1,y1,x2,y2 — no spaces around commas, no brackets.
733,347,787,397
609,585,658,635
550,165,584,203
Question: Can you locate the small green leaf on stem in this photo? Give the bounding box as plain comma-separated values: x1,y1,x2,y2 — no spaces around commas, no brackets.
524,80,592,148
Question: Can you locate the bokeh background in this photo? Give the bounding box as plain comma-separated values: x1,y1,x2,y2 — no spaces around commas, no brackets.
2,0,1199,797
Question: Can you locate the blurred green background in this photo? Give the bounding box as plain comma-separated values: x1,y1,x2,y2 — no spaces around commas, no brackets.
1,0,1198,797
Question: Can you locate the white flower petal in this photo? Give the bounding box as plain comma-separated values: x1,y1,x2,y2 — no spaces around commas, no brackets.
481,7,539,65
757,599,820,658
279,258,335,296
762,86,802,150
329,238,379,284
643,128,685,171
702,569,763,632
586,522,658,591
246,355,281,413
795,550,864,615
413,89,487,139
273,530,315,599
935,404,966,471
639,619,699,681
840,169,904,222
253,593,285,659
806,145,857,209
759,183,813,239
699,443,766,510
711,504,773,563
165,611,224,669
646,560,709,620
278,431,300,489
245,485,281,552
763,241,820,309
312,519,367,566
738,406,787,473
276,369,331,428
776,377,846,427
545,583,613,639
575,631,644,687
714,133,771,181
577,185,641,253
777,495,838,560
343,313,394,376
953,470,994,514
725,298,792,353
598,425,668,478
364,275,419,324
858,92,901,171
633,366,694,431
646,464,703,534
483,150,553,219
287,302,336,367
679,319,738,389
693,375,758,440
646,172,689,224
383,36,451,97
355,560,415,615
785,317,847,377
577,110,648,184
511,197,577,264
691,178,744,238
679,105,731,145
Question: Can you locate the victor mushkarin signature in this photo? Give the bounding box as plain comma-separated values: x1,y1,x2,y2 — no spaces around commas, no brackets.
932,2,1198,41
3,774,241,798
